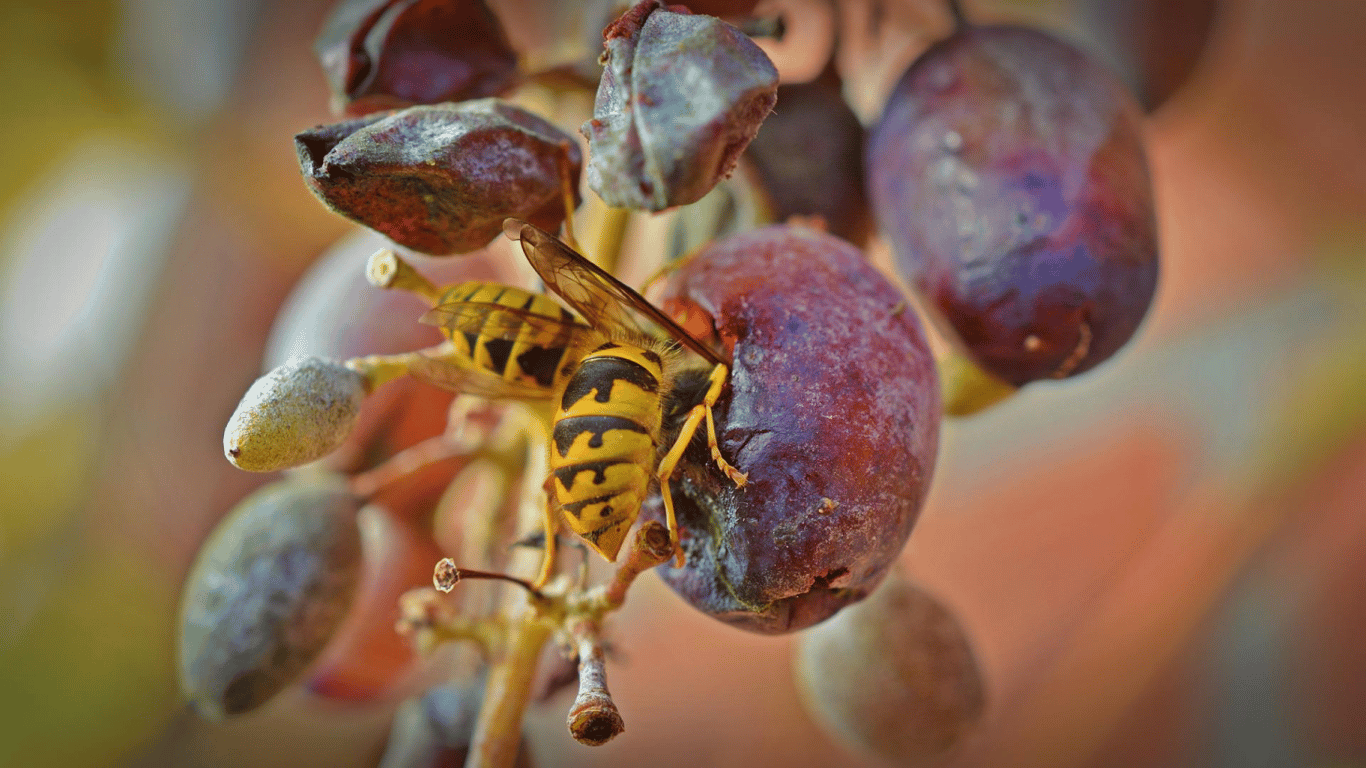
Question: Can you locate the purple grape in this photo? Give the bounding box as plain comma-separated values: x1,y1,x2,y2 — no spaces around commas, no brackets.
794,572,985,763
868,25,1158,386
652,225,940,634
315,0,518,116
743,71,872,244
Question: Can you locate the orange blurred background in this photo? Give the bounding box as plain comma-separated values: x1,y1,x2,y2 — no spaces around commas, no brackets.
1,0,1364,766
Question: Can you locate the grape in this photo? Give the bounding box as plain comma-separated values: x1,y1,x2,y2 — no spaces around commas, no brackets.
1078,0,1219,111
743,71,872,244
380,678,534,768
652,225,940,633
303,504,446,703
296,100,581,255
794,572,985,764
223,356,367,472
178,477,363,718
581,0,778,211
867,25,1158,386
315,0,518,116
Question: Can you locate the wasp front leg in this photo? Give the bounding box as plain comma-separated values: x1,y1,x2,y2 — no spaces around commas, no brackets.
656,363,747,565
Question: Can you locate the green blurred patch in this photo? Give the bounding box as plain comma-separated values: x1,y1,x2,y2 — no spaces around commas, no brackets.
0,0,156,219
0,539,178,768
0,406,99,559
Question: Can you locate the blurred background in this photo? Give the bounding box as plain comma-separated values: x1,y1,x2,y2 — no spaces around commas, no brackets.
0,0,1363,766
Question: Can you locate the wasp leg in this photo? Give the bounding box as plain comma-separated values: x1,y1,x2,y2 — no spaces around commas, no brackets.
656,364,746,566
699,364,747,487
533,486,560,590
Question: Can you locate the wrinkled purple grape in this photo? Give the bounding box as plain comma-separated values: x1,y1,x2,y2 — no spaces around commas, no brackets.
651,225,940,634
795,572,985,763
178,477,363,719
867,25,1158,386
315,0,518,116
581,0,778,211
296,101,581,255
743,70,871,243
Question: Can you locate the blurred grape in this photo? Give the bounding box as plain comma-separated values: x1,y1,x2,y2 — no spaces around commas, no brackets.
581,0,778,211
1078,0,1220,111
315,0,519,116
305,504,446,703
742,69,871,243
867,25,1158,386
380,676,534,767
794,571,985,765
178,477,363,719
296,101,581,255
654,225,939,633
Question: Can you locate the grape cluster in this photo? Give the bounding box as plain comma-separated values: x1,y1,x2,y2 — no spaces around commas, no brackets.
180,1,1170,765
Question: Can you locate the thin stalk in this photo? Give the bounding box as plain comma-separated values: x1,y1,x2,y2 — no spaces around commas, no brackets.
466,615,553,768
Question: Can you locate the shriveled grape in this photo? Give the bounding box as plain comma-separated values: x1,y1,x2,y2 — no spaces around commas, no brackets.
653,225,940,633
315,0,518,116
867,25,1158,386
178,477,363,718
582,0,778,211
794,571,985,764
296,101,581,255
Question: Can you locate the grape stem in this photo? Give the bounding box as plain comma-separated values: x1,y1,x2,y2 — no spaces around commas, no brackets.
566,620,625,746
467,613,553,768
945,0,968,30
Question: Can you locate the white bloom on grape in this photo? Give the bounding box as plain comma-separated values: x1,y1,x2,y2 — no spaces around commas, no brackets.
223,356,366,472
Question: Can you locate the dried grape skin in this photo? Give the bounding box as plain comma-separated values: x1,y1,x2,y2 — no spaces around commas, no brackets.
315,0,518,116
654,225,940,634
296,101,581,256
867,25,1158,386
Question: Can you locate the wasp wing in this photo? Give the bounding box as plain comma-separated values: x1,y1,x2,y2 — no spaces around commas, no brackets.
407,344,555,401
502,219,726,367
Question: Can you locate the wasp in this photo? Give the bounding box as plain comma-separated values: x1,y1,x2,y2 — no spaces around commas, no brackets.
410,219,747,581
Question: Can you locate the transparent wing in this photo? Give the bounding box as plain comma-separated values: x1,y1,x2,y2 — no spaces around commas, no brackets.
502,219,726,367
408,351,554,401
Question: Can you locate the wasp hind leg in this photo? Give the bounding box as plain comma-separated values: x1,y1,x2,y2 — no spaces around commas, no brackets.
656,364,747,567
532,481,561,589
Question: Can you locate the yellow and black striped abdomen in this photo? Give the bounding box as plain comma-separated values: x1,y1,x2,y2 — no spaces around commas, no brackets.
440,281,579,390
549,342,666,561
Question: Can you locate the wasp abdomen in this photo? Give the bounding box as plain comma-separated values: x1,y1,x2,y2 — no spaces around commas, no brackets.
551,416,649,457
440,281,578,389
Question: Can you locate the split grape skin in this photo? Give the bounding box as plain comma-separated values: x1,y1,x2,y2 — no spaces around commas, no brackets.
650,225,941,634
868,25,1159,387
